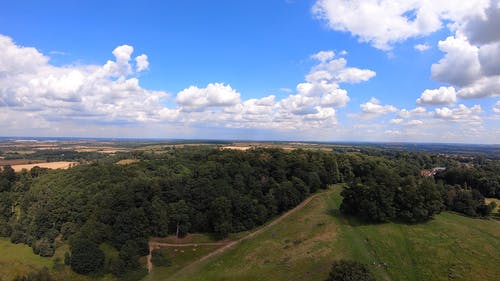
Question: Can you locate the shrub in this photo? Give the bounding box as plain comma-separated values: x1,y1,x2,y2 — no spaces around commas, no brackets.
151,250,171,267
325,260,375,281
69,238,104,274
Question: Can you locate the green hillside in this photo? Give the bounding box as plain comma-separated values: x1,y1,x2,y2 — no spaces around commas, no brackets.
168,186,500,281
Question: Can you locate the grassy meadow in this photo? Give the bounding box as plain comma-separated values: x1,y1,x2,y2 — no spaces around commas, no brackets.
0,238,116,281
167,186,500,281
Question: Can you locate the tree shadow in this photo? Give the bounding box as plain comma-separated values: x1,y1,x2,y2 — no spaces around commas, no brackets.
327,208,385,227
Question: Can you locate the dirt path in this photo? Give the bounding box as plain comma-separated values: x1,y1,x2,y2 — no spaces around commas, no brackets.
148,191,323,277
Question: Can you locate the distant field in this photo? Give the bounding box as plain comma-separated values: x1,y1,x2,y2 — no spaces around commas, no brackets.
116,159,140,165
221,146,253,151
0,159,45,166
10,161,79,172
170,186,500,281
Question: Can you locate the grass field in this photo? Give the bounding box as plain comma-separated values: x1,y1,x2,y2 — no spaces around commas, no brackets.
0,238,117,281
144,244,223,281
168,186,500,281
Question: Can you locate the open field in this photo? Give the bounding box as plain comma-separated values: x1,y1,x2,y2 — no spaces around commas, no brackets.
10,161,79,172
116,159,140,165
145,244,223,281
0,159,45,166
169,186,500,281
0,238,117,281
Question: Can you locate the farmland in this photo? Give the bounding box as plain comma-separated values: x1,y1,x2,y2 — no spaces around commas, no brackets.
10,161,79,172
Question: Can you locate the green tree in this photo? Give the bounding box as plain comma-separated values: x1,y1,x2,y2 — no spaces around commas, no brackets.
69,239,104,274
169,200,190,238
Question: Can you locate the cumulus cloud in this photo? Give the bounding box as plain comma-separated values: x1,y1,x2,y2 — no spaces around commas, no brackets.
398,107,428,119
478,42,500,76
173,50,374,130
312,0,489,50
0,35,379,135
417,86,457,106
414,43,431,52
463,1,500,45
176,83,241,111
135,54,149,72
422,1,500,101
311,50,335,62
494,101,500,113
434,104,483,123
390,118,403,124
360,97,397,116
405,119,424,126
0,35,172,125
431,36,481,87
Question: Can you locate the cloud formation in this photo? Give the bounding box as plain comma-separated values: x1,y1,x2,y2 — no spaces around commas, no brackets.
312,0,489,50
0,35,379,135
0,35,170,125
417,86,457,106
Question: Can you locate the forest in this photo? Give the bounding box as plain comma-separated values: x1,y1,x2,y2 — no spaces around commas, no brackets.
0,146,498,280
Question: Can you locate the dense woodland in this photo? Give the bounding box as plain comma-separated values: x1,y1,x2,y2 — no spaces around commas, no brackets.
0,147,498,280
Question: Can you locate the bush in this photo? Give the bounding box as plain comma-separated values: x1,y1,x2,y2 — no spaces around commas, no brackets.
69,238,104,274
151,250,171,267
325,260,375,281
32,238,55,257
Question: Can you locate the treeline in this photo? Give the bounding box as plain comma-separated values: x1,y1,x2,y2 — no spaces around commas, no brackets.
340,155,498,222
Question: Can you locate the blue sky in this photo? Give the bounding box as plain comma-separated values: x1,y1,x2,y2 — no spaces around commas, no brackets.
1,0,499,143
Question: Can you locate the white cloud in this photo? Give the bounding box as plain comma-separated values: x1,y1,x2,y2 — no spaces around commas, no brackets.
312,0,489,50
434,104,482,123
421,2,500,101
176,83,241,111
478,42,500,76
0,35,48,75
494,100,500,113
135,54,149,72
405,119,424,126
457,75,500,98
360,97,397,116
0,35,171,124
414,43,431,51
311,50,335,62
417,86,457,106
390,118,404,124
431,36,481,87
463,1,500,45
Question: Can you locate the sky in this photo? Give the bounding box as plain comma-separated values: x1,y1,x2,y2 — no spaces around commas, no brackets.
1,0,499,143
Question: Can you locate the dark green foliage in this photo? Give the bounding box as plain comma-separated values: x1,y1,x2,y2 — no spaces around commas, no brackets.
151,250,171,267
325,260,375,281
69,238,104,274
340,157,445,222
436,164,500,198
444,187,492,217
